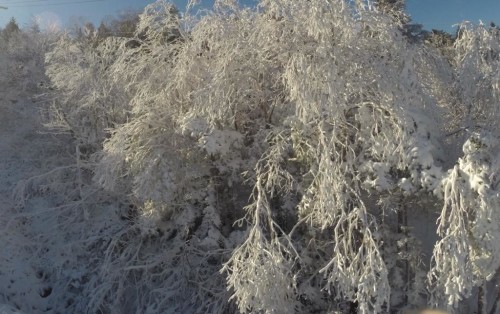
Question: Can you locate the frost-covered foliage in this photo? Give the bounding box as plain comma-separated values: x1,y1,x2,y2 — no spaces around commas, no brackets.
44,35,132,150
430,133,500,308
32,0,500,313
93,0,442,312
428,23,500,311
453,23,500,132
0,22,53,92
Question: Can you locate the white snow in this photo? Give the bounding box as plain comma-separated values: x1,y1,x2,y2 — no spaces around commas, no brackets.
0,88,58,312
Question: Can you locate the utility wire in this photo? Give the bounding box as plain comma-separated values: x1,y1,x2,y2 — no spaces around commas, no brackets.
0,0,79,2
0,0,92,3
0,0,96,2
0,0,106,8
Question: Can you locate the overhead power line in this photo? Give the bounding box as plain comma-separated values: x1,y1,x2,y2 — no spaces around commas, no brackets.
0,0,77,2
0,0,106,8
0,0,87,4
0,0,98,2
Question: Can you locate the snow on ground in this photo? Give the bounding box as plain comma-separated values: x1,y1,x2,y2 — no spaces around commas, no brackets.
0,86,60,313
0,303,25,314
0,82,131,313
0,83,96,313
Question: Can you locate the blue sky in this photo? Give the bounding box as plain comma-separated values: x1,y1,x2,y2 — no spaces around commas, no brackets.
407,0,500,33
0,0,499,34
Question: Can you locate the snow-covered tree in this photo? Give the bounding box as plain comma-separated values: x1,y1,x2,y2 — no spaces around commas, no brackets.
427,22,500,312
0,20,53,92
376,0,410,25
37,0,500,313
1,17,20,42
91,0,445,312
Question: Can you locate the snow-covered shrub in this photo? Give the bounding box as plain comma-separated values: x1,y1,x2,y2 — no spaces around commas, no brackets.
0,24,52,92
430,133,499,305
45,35,131,151
453,23,500,132
425,23,500,311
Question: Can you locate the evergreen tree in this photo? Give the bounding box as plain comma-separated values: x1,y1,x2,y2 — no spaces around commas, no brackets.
2,17,20,42
108,9,140,37
97,21,112,39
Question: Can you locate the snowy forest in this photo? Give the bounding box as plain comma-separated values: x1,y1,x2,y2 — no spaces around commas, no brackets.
1,0,500,313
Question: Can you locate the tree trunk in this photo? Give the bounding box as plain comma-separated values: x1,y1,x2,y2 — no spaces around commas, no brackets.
488,282,500,314
479,284,486,314
398,201,409,307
